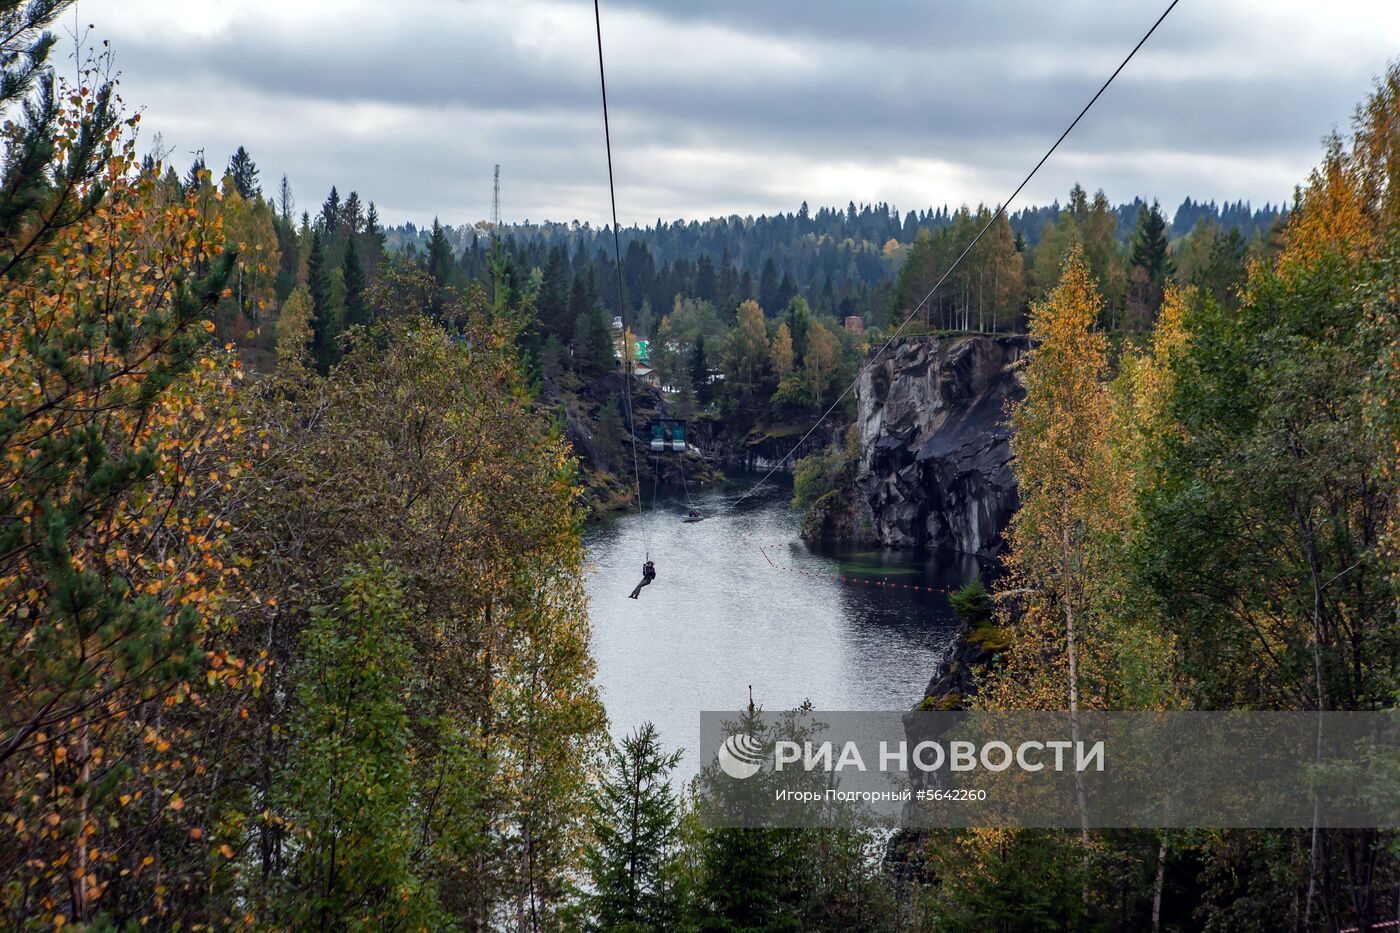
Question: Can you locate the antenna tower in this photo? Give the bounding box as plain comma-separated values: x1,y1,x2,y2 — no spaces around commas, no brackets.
490,164,500,241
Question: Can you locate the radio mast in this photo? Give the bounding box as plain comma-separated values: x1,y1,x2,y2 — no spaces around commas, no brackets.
490,164,500,243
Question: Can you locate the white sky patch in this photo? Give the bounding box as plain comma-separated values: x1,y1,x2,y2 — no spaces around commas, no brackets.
77,0,1400,227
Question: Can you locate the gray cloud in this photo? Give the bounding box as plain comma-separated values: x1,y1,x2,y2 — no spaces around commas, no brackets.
81,0,1399,227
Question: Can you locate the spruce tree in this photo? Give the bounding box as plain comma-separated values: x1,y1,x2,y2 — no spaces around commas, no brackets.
227,145,259,199
342,236,368,330
320,186,342,233
583,723,684,932
1127,200,1174,325
426,218,454,320
758,258,779,313
184,154,207,191
691,334,711,405
573,304,615,378
1129,199,1173,285
538,244,572,341
342,191,364,234
364,202,382,243
277,173,295,221
308,229,338,372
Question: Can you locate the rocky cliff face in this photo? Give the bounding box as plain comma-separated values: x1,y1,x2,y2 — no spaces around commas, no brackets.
852,334,1029,557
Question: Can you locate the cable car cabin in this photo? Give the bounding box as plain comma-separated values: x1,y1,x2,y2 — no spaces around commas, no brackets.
650,419,687,452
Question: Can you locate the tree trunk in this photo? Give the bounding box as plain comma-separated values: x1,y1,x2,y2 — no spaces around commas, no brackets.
1062,523,1090,907
1152,833,1167,931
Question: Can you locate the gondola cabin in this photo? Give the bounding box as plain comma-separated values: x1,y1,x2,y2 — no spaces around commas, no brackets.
650,418,687,452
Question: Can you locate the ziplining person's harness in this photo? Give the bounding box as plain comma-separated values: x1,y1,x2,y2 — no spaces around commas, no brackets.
629,560,656,599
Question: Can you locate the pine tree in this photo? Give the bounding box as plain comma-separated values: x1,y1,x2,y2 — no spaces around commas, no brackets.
0,7,120,278
227,145,259,199
0,148,235,927
583,723,684,932
307,229,337,372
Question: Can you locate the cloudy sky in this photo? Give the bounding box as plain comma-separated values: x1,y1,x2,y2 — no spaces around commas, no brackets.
78,0,1400,228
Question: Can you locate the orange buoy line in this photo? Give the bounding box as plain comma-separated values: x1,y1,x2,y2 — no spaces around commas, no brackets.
758,547,953,594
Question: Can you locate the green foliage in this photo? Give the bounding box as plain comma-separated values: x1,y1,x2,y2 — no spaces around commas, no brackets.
583,723,685,932
426,216,454,317
573,303,616,378
342,234,368,329
948,577,993,627
688,707,895,932
0,1,121,279
894,207,1025,332
1127,199,1174,326
275,550,442,930
920,830,1089,932
594,398,626,473
791,446,852,511
227,144,259,199
1129,199,1174,284
723,300,774,413
1136,248,1398,710
308,228,338,372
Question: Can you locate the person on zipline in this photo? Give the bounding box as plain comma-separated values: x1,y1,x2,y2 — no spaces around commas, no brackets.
629,560,656,599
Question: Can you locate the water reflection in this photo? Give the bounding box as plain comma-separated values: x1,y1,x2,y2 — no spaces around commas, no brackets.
584,473,982,783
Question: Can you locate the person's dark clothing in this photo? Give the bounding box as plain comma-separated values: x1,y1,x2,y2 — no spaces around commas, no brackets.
629,561,656,599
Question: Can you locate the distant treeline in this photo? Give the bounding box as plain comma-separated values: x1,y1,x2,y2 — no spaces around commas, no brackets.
384,194,1284,325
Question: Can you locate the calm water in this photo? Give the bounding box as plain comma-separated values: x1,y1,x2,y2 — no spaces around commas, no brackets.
584,473,980,783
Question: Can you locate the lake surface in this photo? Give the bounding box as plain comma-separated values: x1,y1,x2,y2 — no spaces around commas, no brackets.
584,472,980,783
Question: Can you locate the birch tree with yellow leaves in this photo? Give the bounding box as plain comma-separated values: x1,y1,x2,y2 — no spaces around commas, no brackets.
0,104,242,925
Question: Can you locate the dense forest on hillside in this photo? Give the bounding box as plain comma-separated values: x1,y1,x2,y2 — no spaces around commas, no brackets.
900,66,1400,926
0,0,1395,928
386,193,1283,327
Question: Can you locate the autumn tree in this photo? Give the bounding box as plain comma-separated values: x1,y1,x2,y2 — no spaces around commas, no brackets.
769,321,795,378
275,283,314,365
222,294,605,928
800,320,841,408
0,118,238,926
724,300,773,412
990,249,1114,894
0,2,121,280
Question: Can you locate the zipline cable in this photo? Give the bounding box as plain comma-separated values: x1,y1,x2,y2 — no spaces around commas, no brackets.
678,447,700,514
592,0,648,554
727,0,1181,513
